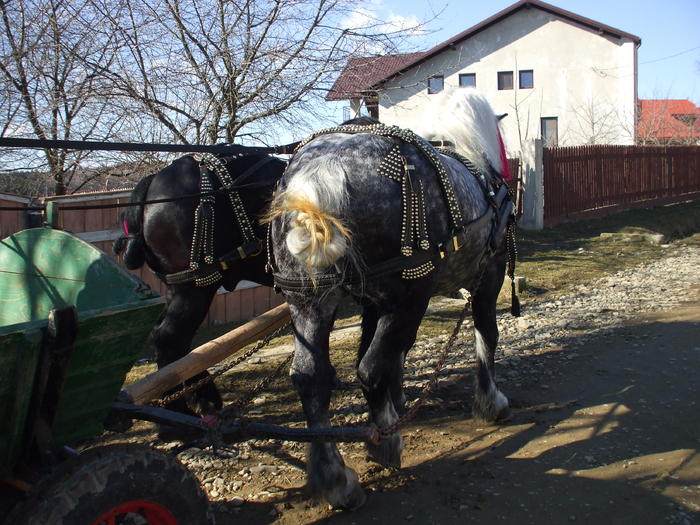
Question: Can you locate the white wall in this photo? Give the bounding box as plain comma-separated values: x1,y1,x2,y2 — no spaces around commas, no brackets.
379,8,638,157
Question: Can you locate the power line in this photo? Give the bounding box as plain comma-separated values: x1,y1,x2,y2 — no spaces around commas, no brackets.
596,44,700,71
640,44,700,65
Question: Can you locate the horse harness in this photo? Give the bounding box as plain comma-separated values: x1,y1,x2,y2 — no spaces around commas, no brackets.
152,126,518,314
270,124,518,303
154,152,278,287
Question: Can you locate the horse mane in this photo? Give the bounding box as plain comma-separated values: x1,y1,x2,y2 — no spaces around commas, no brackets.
407,87,505,175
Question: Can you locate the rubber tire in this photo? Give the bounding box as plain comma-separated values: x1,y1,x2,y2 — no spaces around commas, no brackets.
4,444,214,525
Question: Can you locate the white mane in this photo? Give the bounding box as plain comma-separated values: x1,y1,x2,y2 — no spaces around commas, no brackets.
408,87,504,175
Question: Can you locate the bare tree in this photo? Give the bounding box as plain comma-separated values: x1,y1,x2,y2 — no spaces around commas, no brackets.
570,97,628,145
0,0,425,196
0,0,127,195
87,0,418,145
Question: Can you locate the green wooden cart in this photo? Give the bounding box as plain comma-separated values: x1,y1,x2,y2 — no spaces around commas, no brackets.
0,227,213,524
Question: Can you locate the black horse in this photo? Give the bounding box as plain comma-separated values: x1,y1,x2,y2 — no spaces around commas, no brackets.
114,151,286,429
267,88,515,508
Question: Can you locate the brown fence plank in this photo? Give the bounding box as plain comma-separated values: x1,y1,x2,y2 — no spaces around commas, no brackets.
239,288,256,321
543,145,700,227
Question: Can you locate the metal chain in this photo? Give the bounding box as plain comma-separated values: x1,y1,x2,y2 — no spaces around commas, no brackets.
226,352,295,415
150,265,495,444
378,249,492,439
150,321,291,408
378,299,471,438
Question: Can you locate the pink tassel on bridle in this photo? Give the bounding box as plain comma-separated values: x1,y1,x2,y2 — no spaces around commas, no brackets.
497,128,511,182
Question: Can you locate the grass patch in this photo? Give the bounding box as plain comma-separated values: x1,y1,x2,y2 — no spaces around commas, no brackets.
514,200,700,300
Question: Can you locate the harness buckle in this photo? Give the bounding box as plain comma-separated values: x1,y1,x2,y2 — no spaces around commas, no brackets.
236,239,263,260
452,235,461,252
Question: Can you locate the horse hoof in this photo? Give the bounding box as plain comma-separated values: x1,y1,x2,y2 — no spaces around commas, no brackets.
496,405,513,423
366,433,403,469
472,390,510,424
325,467,366,510
187,382,223,415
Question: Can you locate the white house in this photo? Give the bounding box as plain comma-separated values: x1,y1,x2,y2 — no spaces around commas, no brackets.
327,0,641,155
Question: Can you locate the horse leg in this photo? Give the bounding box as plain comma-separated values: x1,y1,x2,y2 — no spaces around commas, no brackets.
357,293,430,468
289,295,366,510
471,257,511,422
151,284,222,418
357,304,407,415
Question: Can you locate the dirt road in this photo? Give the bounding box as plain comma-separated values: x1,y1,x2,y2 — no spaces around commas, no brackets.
212,295,700,525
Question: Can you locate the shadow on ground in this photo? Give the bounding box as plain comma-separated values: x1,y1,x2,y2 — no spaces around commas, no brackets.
214,302,700,525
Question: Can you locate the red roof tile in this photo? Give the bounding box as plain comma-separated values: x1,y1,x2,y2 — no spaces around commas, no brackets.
638,99,700,142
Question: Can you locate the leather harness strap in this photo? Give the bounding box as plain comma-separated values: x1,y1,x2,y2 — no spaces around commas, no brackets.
272,205,495,291
271,127,516,293
156,154,276,287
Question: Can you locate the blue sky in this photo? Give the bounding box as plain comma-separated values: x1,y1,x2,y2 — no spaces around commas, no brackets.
366,0,700,103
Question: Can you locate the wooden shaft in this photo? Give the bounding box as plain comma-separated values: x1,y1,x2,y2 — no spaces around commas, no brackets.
121,302,290,405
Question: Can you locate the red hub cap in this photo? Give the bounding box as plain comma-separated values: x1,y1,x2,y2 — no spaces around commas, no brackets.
92,500,178,525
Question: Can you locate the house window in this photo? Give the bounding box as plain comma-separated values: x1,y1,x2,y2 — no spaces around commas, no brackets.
428,75,444,94
498,71,513,90
519,70,534,89
459,73,476,88
541,117,558,147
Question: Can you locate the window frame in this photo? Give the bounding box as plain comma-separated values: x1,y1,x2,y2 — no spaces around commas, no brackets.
541,117,559,147
497,71,514,90
458,73,476,88
519,69,534,89
427,75,444,94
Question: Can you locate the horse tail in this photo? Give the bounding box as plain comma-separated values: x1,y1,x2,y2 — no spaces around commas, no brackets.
267,184,351,273
113,173,155,270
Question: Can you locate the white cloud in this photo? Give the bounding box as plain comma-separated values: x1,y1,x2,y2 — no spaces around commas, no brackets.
340,7,376,30
340,4,426,37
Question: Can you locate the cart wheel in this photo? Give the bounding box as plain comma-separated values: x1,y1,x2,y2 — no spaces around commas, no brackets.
5,444,214,525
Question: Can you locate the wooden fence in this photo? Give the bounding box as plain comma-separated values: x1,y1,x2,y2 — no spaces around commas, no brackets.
2,189,283,327
542,145,700,227
0,193,33,239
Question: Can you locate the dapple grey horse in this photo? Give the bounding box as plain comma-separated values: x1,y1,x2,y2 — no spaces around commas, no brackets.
267,88,515,508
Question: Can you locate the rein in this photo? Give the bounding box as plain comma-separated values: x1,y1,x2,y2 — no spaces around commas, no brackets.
0,136,300,155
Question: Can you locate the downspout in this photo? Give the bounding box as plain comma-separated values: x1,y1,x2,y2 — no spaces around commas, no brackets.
634,39,641,144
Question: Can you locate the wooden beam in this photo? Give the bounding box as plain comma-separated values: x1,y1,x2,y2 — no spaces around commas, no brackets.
121,302,290,406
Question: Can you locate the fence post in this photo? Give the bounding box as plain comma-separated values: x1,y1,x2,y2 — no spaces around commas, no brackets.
519,139,544,230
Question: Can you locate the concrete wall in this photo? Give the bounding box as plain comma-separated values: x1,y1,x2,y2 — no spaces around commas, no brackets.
378,7,638,159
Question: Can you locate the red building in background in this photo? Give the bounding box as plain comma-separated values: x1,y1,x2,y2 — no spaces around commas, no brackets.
637,99,700,145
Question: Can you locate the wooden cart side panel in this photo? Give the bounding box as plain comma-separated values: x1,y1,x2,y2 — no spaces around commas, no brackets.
0,326,44,477
51,300,164,446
